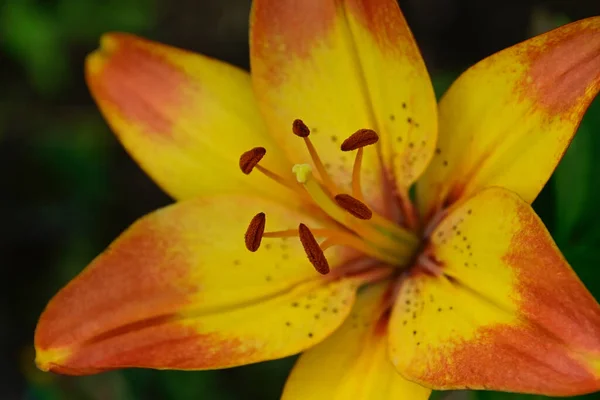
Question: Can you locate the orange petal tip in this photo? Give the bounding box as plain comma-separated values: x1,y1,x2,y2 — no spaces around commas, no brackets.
85,32,126,76
85,32,191,139
525,17,600,116
34,346,71,373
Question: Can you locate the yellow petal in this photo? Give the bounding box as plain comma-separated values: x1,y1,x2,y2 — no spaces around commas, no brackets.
282,282,431,400
86,33,290,200
389,188,600,396
417,17,600,218
250,0,437,210
35,194,386,374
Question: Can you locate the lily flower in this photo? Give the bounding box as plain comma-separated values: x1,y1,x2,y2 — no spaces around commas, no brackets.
35,0,600,398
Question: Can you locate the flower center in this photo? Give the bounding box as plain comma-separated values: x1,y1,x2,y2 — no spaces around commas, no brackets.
240,119,419,275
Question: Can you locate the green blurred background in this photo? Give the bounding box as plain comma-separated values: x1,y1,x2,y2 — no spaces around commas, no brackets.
2,0,600,399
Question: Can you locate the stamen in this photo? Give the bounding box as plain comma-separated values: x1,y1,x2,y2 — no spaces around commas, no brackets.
239,148,307,195
262,229,299,238
292,119,336,193
245,212,266,252
312,230,404,266
259,221,405,267
319,238,336,252
254,165,298,191
341,129,378,201
352,147,365,200
334,194,373,220
239,147,266,175
298,223,330,275
340,129,379,151
292,119,311,137
292,163,415,259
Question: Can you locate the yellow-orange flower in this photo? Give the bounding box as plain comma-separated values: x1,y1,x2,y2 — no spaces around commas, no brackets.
35,1,600,398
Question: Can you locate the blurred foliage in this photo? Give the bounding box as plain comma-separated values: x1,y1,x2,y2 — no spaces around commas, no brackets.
0,0,156,97
3,0,600,399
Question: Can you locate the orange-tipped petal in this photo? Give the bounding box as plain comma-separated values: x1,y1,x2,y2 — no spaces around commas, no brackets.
390,188,600,396
417,17,600,218
35,195,379,374
86,33,290,201
342,0,438,189
282,282,431,400
250,0,436,210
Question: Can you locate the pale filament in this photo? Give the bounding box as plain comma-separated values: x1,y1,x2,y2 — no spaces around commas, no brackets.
297,166,418,267
254,165,299,192
302,136,337,195
352,147,365,202
261,226,403,266
294,164,416,259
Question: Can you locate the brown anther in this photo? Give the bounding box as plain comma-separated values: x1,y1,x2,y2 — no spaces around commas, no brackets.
292,119,311,137
239,147,266,175
298,223,330,275
245,212,266,252
334,194,373,220
340,129,379,151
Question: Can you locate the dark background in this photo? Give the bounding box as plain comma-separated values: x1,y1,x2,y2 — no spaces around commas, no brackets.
2,0,600,399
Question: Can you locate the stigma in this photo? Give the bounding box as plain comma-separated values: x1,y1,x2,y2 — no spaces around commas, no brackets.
240,119,418,275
